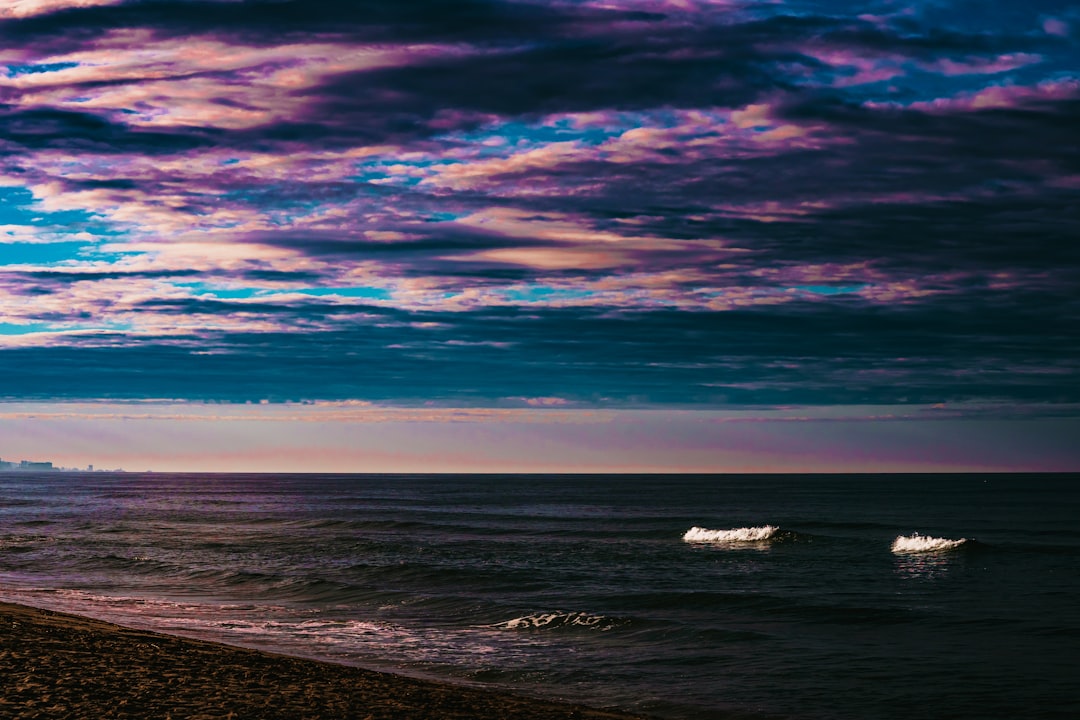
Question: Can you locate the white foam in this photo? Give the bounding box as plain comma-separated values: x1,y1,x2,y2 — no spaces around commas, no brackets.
891,533,967,554
490,611,618,631
682,525,780,544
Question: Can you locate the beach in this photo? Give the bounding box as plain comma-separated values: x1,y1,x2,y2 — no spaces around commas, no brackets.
0,602,650,720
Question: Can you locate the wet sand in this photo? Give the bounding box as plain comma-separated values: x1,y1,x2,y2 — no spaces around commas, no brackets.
0,602,652,719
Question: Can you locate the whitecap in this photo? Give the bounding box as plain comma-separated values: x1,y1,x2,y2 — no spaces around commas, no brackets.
891,533,967,554
682,525,780,544
488,611,620,632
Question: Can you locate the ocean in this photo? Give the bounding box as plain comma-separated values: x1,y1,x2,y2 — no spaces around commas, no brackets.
1,472,1077,719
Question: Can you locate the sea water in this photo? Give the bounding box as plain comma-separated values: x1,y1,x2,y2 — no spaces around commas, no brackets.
1,472,1077,719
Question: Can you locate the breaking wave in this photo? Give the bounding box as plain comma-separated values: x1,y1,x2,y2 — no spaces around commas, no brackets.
891,533,968,554
683,525,780,545
488,611,624,632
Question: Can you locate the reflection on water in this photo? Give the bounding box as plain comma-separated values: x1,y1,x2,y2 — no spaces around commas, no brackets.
891,533,968,579
893,551,956,580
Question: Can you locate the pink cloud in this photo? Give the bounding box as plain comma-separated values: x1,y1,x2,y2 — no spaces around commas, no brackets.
423,142,586,188
925,53,1042,76
0,0,119,18
413,107,837,200
2,36,464,130
888,79,1080,112
805,48,1041,87
802,49,908,87
1042,17,1070,37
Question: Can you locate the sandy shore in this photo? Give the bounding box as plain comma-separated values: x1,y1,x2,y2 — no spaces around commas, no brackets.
0,602,653,720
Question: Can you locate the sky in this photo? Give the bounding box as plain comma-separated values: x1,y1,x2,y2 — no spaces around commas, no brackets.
0,0,1078,472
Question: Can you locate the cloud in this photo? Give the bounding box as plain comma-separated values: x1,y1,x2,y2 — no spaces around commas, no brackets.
1042,17,1070,37
0,0,121,19
0,0,1075,415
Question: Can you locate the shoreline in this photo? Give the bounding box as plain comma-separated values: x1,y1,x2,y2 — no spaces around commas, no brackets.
0,601,655,719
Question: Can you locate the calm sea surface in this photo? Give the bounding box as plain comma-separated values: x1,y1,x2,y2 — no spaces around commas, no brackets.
1,472,1077,719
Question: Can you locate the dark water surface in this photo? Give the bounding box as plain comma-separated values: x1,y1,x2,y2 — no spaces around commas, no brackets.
1,472,1077,719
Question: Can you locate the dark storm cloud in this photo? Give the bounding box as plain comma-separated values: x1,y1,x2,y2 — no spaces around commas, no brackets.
256,14,1064,147
0,106,216,153
3,5,1047,151
2,300,1077,405
133,296,398,319
0,0,658,53
302,32,781,123
463,90,1080,279
19,268,204,283
0,3,1059,180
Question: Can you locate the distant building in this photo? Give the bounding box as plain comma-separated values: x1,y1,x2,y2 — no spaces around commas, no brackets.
0,458,57,471
20,460,55,470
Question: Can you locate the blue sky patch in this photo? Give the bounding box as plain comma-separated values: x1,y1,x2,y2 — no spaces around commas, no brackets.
5,62,79,78
0,322,57,336
794,285,867,295
0,241,99,266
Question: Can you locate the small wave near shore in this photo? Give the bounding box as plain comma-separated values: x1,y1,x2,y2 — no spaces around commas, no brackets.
683,525,780,544
487,611,624,632
891,533,968,554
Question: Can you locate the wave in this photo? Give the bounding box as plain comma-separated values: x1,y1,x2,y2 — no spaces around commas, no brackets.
683,525,780,545
0,534,53,550
488,611,625,632
891,533,968,554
